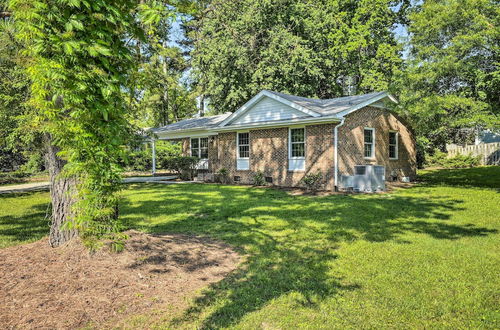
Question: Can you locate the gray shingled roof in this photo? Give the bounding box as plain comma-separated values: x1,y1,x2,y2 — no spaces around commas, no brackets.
153,112,232,132
267,90,387,115
153,91,388,132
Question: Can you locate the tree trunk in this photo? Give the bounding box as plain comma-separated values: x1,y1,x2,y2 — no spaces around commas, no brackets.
44,135,78,247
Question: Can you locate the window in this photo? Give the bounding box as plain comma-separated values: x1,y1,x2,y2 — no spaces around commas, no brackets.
191,137,209,159
237,132,249,158
200,137,208,159
389,131,398,159
190,138,199,158
364,128,375,158
290,128,305,158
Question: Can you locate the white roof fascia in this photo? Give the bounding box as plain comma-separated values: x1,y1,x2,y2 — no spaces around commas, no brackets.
335,92,397,118
218,90,321,127
213,116,340,132
155,129,217,140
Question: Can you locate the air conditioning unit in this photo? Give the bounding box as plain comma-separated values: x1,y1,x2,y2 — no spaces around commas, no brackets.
339,175,354,191
353,165,385,192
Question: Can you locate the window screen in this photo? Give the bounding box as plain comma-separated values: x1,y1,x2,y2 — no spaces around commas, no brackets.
191,137,208,159
238,133,250,158
389,132,398,159
364,128,374,158
191,138,199,158
200,137,209,159
290,128,305,158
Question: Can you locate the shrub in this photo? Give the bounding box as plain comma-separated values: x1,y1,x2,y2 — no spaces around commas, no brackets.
252,171,265,186
120,141,182,172
163,156,199,180
445,154,481,168
126,150,152,172
19,153,45,174
426,150,481,168
156,142,182,168
0,171,29,185
215,168,229,184
301,172,323,191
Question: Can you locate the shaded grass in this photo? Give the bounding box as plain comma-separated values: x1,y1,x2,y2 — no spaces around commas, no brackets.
418,165,500,190
0,167,499,328
117,167,500,329
0,191,50,248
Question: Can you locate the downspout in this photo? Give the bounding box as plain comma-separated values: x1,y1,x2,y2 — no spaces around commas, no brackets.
334,117,346,191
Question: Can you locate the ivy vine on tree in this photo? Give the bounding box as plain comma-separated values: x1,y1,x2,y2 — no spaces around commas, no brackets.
10,0,144,247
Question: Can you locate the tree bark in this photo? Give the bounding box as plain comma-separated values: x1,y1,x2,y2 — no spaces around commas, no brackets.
44,135,78,247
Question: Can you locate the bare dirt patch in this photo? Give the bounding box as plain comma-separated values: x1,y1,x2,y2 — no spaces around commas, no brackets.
0,230,241,329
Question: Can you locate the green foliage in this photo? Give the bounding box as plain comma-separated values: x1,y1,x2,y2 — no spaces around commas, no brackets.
0,9,44,174
215,167,229,184
10,0,142,240
252,171,265,186
127,0,197,128
162,156,198,180
0,170,28,185
0,150,24,172
18,152,44,174
189,0,406,113
301,172,323,191
394,0,500,150
121,141,181,172
426,150,481,169
123,150,152,172
134,52,198,128
156,140,182,163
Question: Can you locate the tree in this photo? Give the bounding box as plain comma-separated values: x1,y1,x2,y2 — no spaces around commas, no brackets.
127,0,197,128
0,0,43,173
187,0,407,113
10,0,142,247
396,0,499,152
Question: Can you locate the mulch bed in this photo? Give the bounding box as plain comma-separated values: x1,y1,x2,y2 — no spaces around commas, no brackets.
0,231,241,329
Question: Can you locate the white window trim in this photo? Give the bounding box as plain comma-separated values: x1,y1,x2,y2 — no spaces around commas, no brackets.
190,137,209,160
288,127,306,159
364,127,375,160
236,131,250,159
389,130,399,160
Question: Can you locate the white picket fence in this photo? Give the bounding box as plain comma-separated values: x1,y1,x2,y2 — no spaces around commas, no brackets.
447,142,500,165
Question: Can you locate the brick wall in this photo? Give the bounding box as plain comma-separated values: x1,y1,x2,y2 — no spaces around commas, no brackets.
176,106,416,189
212,124,336,190
337,106,417,180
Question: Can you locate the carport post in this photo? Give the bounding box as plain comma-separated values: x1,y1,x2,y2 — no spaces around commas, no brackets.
151,138,156,175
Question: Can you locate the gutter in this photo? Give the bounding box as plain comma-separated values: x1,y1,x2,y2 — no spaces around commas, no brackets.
210,116,340,132
334,117,346,191
154,116,341,139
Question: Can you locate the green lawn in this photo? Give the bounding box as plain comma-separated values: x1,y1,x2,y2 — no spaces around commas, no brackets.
1,167,499,328
0,191,50,248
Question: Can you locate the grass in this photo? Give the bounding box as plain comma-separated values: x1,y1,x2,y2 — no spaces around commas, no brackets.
1,166,499,328
0,191,50,248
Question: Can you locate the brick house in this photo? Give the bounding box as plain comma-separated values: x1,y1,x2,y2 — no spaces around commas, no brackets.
151,90,416,191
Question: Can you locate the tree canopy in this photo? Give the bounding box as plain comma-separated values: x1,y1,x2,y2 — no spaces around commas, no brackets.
0,1,41,172
188,0,408,113
396,0,499,151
